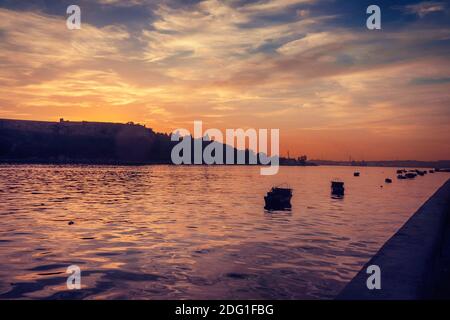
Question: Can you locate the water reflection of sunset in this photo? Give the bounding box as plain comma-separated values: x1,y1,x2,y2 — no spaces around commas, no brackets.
1,165,449,299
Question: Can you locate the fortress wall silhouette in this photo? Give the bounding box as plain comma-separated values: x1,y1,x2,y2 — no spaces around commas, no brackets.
0,118,172,164
0,118,151,135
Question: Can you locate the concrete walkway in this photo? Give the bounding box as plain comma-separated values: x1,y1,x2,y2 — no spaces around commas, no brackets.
433,192,450,298
338,179,450,300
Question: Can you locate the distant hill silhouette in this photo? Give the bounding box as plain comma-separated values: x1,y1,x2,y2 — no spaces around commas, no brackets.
0,118,304,166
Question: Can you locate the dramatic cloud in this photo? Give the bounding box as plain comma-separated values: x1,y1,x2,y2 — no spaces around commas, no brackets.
0,0,449,160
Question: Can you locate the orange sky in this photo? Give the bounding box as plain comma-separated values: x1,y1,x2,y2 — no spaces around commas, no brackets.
0,1,449,160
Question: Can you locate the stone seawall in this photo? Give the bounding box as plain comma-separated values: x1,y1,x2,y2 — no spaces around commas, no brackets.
338,179,450,299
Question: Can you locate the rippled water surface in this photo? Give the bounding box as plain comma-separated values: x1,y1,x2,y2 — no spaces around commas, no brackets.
0,165,448,299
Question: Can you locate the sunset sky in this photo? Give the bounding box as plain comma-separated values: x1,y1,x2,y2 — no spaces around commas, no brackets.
0,0,449,160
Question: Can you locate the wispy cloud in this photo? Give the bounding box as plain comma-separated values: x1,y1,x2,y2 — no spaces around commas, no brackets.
411,76,450,85
0,0,449,159
399,1,447,17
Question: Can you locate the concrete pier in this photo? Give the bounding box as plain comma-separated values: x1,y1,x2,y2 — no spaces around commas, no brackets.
338,179,450,299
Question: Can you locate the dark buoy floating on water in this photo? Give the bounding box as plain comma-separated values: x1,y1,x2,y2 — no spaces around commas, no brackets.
331,180,345,196
406,172,417,179
416,170,425,176
264,185,292,211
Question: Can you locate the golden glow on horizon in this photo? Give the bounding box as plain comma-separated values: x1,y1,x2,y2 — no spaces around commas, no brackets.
0,2,449,160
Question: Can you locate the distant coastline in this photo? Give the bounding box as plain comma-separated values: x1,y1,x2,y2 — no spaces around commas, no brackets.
311,159,450,170
0,118,316,167
1,118,448,169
